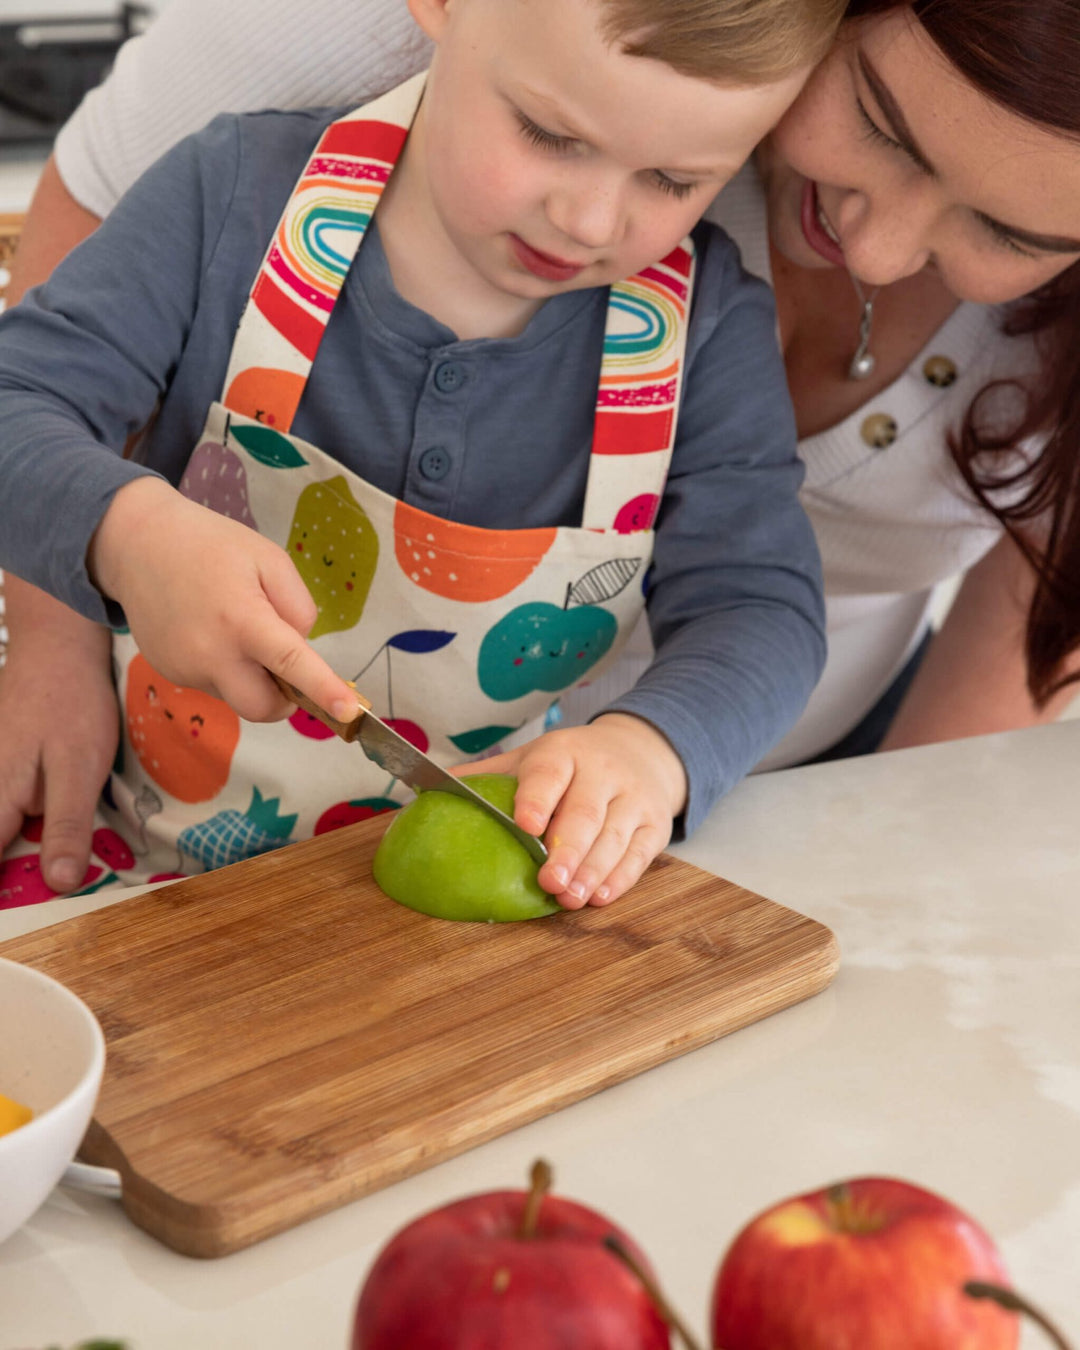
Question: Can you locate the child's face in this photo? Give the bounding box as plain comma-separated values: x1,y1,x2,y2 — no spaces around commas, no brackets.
405,0,808,303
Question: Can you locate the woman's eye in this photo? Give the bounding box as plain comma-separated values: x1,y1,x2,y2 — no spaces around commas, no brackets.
516,111,575,153
980,216,1040,260
854,97,905,154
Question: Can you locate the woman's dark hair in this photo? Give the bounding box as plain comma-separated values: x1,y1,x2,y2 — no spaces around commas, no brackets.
847,0,1080,705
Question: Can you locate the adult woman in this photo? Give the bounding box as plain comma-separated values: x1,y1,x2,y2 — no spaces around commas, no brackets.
3,0,1079,890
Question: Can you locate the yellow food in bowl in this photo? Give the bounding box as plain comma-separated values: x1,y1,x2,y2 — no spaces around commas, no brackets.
0,1091,33,1137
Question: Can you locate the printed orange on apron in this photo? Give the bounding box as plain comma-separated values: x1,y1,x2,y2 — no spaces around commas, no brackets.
0,74,696,902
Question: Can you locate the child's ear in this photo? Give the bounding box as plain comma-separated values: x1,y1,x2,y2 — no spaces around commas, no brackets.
407,0,453,42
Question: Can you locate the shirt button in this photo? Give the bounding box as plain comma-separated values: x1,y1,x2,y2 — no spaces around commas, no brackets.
418,445,452,480
923,354,958,387
433,361,467,393
860,412,898,449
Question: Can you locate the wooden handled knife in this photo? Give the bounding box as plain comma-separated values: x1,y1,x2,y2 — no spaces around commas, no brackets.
270,674,548,866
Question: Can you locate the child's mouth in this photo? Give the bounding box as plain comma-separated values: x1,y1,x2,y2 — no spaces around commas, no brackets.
510,235,587,282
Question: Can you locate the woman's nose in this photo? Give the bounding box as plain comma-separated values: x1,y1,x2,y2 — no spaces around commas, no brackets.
547,177,623,250
834,184,935,286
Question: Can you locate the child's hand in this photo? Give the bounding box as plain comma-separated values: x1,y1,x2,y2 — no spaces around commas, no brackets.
0,589,118,893
473,713,688,908
88,477,360,723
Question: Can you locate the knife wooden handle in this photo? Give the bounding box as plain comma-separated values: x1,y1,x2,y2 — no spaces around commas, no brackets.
269,672,371,743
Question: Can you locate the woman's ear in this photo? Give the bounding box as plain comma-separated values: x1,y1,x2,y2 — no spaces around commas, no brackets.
407,0,453,42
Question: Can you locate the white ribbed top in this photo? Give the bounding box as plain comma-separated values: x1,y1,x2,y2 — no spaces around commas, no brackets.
706,165,1036,764
56,0,431,217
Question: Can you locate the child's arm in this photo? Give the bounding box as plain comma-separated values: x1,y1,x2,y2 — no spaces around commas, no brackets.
88,476,359,722
0,114,361,733
475,229,827,907
472,714,686,908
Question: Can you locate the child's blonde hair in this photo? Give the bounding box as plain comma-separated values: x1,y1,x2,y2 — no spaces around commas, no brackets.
598,0,846,82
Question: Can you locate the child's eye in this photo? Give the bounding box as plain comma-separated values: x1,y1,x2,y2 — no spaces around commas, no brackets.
652,172,695,200
516,111,575,154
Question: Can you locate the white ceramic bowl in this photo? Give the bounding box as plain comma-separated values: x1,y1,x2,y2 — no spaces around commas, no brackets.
0,957,106,1245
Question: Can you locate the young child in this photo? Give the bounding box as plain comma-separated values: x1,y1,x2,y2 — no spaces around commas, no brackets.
0,0,839,909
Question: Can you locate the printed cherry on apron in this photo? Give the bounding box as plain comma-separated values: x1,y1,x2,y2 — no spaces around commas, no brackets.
0,74,696,901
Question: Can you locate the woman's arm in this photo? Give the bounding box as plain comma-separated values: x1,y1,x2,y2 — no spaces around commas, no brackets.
879,533,1080,750
0,578,117,893
5,156,101,308
0,157,114,891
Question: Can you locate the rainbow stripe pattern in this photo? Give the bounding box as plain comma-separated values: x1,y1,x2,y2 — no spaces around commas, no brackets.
221,75,426,430
582,242,695,530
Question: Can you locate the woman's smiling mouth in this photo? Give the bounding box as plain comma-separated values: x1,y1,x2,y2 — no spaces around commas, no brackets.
800,180,847,267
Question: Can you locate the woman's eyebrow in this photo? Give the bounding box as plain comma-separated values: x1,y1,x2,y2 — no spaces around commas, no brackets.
857,49,935,176
859,49,1080,254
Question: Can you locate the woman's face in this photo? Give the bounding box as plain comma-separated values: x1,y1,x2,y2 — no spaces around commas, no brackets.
758,7,1080,304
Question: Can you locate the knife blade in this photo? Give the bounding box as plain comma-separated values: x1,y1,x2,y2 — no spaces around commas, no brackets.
270,675,548,866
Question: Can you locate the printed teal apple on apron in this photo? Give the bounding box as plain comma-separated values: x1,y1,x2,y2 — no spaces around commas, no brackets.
0,74,696,902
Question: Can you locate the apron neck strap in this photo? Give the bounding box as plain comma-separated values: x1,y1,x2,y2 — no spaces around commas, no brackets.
582,238,697,532
220,73,426,434
219,68,695,535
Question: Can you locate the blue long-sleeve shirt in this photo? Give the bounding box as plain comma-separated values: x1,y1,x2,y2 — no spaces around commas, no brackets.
0,108,825,832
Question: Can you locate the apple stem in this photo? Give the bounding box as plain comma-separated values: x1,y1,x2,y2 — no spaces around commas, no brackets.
519,1158,553,1239
603,1234,705,1350
964,1281,1073,1350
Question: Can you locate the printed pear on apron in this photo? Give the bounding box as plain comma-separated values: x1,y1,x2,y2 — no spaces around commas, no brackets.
0,73,696,903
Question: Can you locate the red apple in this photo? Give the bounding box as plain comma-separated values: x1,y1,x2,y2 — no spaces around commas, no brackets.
711,1176,1019,1350
353,1160,672,1349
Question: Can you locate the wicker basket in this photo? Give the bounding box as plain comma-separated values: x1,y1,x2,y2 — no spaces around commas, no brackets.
0,213,24,308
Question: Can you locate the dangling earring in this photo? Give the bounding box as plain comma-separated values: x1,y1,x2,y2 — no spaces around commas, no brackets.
847,272,880,380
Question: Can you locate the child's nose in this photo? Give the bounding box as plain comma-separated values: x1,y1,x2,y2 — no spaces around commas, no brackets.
548,180,623,250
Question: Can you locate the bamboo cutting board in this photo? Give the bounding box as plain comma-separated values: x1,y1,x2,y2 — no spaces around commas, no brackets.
0,817,838,1258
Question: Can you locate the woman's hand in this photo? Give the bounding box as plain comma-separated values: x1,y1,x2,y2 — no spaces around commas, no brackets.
88,477,361,724
0,578,117,893
472,713,688,908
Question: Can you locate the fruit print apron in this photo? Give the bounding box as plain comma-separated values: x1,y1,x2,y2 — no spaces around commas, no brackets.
0,73,696,903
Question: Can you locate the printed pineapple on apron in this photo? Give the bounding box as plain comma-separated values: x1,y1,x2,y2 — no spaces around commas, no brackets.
0,73,697,903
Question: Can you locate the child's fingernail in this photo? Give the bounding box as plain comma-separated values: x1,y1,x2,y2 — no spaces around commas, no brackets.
331,698,359,721
595,885,610,902
568,880,587,901
49,858,81,892
550,865,569,890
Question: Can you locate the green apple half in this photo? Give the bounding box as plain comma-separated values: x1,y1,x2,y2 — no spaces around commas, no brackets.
372,774,559,922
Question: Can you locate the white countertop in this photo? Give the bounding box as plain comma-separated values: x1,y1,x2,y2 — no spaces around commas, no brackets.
1,722,1077,1347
